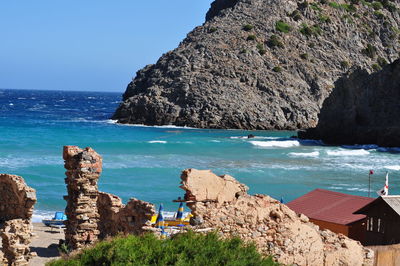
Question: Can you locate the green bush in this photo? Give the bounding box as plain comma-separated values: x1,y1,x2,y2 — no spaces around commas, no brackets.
247,34,257,41
300,23,322,36
329,2,341,8
275,20,292,33
372,63,382,71
319,14,332,23
257,43,267,55
374,10,385,19
372,1,383,10
362,44,377,58
310,3,322,11
242,24,254,31
340,60,350,69
290,10,302,21
300,53,309,60
377,56,388,67
272,66,282,72
48,232,279,266
209,27,217,33
267,35,284,48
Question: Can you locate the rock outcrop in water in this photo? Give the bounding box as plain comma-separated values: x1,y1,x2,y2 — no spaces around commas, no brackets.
299,59,400,147
0,174,37,265
113,0,400,129
181,169,373,265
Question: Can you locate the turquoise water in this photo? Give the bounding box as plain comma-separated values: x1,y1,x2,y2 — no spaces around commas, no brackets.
1,89,399,221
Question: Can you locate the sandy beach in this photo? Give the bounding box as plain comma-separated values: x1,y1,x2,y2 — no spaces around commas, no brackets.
29,223,64,266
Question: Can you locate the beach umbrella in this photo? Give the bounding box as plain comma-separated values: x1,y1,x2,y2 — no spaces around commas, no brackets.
155,204,165,229
176,202,185,227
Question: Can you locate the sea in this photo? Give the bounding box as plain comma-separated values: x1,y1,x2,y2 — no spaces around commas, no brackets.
0,89,399,222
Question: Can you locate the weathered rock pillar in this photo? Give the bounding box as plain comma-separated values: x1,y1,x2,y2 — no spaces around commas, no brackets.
63,146,102,250
0,174,36,265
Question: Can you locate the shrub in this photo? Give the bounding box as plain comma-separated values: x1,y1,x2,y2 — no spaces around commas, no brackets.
257,43,267,55
243,24,254,31
342,4,357,12
290,10,302,21
310,3,322,11
362,44,377,58
300,53,309,60
247,34,257,41
267,35,284,48
319,14,332,23
340,60,350,69
374,10,385,19
48,232,279,266
329,2,341,8
209,27,217,33
372,63,381,71
275,20,292,33
377,56,388,67
272,66,282,72
240,48,248,54
300,23,322,36
372,1,383,10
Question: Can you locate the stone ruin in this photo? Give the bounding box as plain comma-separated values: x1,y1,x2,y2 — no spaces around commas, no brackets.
63,146,155,250
62,146,374,265
180,169,374,266
0,174,37,265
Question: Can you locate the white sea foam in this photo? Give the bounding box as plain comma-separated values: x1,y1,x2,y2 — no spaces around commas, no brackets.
210,140,221,143
148,140,167,144
112,123,195,129
230,136,279,140
250,140,300,148
288,151,319,157
9,103,13,106
32,210,57,223
326,149,370,156
385,165,400,171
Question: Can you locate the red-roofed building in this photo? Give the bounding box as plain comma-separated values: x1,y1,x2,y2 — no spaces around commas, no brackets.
287,189,374,244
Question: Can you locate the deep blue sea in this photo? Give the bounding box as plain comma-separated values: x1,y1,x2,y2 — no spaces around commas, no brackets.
1,89,399,221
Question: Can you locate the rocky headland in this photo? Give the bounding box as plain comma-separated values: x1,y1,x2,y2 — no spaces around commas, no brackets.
299,59,400,147
113,0,400,130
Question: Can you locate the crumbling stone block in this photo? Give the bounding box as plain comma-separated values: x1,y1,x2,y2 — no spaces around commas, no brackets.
180,169,374,266
64,146,155,249
0,174,36,265
63,146,102,250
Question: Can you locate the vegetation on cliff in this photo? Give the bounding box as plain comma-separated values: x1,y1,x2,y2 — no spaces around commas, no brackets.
113,0,400,130
48,232,278,266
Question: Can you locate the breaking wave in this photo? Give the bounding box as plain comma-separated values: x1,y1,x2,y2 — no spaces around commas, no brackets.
249,140,300,148
326,149,370,156
288,151,320,157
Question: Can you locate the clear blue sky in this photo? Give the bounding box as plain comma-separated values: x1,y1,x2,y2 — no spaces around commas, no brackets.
0,1,213,92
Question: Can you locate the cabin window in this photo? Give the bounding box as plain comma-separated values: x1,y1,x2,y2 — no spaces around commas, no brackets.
377,218,384,234
367,217,374,232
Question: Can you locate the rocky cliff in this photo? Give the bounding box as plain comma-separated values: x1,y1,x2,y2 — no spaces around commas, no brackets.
113,0,400,129
299,59,400,147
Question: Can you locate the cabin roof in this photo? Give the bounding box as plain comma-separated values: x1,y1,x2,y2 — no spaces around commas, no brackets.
287,188,374,225
354,195,400,216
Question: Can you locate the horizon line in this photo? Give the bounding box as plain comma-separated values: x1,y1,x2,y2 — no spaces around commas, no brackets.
0,87,123,94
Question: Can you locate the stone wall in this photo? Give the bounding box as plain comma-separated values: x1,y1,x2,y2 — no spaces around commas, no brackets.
0,174,37,265
63,146,102,250
63,146,155,250
180,169,374,266
97,193,155,238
